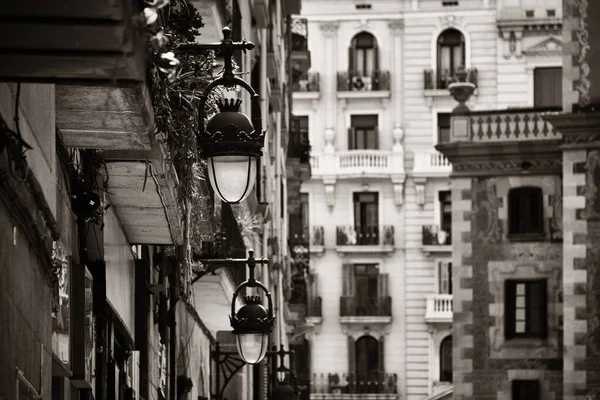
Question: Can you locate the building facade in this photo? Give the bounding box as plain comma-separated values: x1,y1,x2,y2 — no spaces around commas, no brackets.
436,1,600,400
0,0,298,399
290,0,562,399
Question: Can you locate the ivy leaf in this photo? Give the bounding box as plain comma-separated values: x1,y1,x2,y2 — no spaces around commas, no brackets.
143,7,158,25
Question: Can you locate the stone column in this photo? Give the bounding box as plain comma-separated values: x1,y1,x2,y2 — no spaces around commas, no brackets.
388,20,405,132
319,22,339,144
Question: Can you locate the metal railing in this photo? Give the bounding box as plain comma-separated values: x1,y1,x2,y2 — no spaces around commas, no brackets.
340,296,392,317
311,372,398,394
337,70,391,91
424,67,478,90
336,225,395,246
292,72,320,92
422,225,451,246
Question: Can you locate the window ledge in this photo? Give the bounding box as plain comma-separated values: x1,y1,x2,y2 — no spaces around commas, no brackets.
507,233,546,242
504,337,549,347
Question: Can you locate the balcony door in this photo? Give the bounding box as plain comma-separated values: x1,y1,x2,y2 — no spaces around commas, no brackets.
437,28,465,88
353,192,379,245
349,115,378,150
438,190,452,238
533,67,562,108
355,264,379,315
440,335,453,382
438,261,452,295
349,32,378,77
350,335,384,392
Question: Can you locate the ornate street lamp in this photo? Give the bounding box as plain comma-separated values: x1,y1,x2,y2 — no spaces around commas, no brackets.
269,345,298,400
192,250,274,364
177,27,265,204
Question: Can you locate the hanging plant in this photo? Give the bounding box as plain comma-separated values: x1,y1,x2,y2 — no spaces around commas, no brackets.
145,0,220,297
235,208,263,248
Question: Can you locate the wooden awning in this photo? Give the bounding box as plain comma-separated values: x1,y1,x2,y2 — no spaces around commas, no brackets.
0,0,146,84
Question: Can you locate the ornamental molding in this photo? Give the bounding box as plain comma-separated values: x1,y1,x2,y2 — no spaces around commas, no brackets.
319,21,339,37
388,19,404,35
543,112,600,149
452,158,562,176
522,37,563,58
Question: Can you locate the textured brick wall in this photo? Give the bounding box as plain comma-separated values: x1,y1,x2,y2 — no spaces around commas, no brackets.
562,149,588,400
451,177,473,400
453,175,564,400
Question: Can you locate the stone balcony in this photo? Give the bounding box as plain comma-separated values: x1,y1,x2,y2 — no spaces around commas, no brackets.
335,225,395,255
310,372,398,399
310,151,403,180
340,296,392,324
412,151,452,178
437,107,563,177
425,294,453,324
421,225,451,255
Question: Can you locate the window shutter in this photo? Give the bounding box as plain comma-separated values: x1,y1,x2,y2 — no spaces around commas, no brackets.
378,335,385,374
539,281,548,339
348,47,356,73
343,264,356,296
348,335,356,376
377,273,389,298
504,281,516,339
373,45,380,73
348,127,356,150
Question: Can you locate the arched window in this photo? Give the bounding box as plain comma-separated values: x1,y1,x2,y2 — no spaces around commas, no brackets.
437,29,465,88
440,335,452,382
349,32,378,76
508,186,544,237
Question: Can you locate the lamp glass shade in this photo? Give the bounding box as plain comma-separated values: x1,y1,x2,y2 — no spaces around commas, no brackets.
235,332,269,364
207,155,257,204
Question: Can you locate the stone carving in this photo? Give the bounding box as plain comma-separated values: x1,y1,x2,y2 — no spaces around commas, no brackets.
393,183,404,206
471,178,502,244
323,128,336,152
319,22,339,37
325,184,335,208
392,125,404,152
388,20,404,35
550,176,563,241
440,15,463,28
571,0,592,108
415,181,425,206
522,37,563,57
453,158,562,174
584,150,600,219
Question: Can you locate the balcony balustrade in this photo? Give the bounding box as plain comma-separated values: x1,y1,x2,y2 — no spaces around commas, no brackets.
465,107,562,142
293,72,320,92
424,68,478,91
310,372,398,397
336,225,394,247
310,151,404,179
340,296,392,318
425,294,453,323
412,151,452,177
337,71,391,92
289,226,325,247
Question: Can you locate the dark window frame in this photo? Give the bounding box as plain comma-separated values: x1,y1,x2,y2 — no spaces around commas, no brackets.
349,114,379,150
439,335,453,382
353,192,379,245
512,380,541,400
437,112,451,143
349,32,378,76
504,279,548,340
507,186,545,240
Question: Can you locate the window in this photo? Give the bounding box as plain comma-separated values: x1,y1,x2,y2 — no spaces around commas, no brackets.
505,279,548,339
438,190,452,236
349,115,379,150
533,67,562,108
349,32,378,76
440,336,453,382
353,192,379,245
437,29,465,89
291,115,310,162
512,380,541,400
438,261,452,294
437,113,451,143
508,187,544,237
547,9,556,17
354,336,382,380
355,264,380,313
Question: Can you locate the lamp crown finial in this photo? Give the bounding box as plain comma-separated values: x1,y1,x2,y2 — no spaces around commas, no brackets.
217,98,243,112
244,295,262,305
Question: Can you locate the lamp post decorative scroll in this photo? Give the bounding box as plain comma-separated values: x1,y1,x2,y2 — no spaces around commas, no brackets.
177,26,266,204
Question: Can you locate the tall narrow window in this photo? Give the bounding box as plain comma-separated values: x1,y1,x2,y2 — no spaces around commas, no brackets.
533,67,562,108
437,29,465,88
438,261,452,294
439,336,453,382
349,115,379,150
438,190,452,238
437,113,451,143
353,192,379,245
505,279,548,339
355,336,381,381
508,187,544,237
354,264,379,315
349,32,378,76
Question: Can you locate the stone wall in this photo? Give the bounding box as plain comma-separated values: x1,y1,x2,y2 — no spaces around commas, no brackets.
454,175,564,400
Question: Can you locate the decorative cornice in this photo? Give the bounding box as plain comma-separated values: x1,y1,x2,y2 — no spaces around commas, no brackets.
543,111,600,149
436,140,563,177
